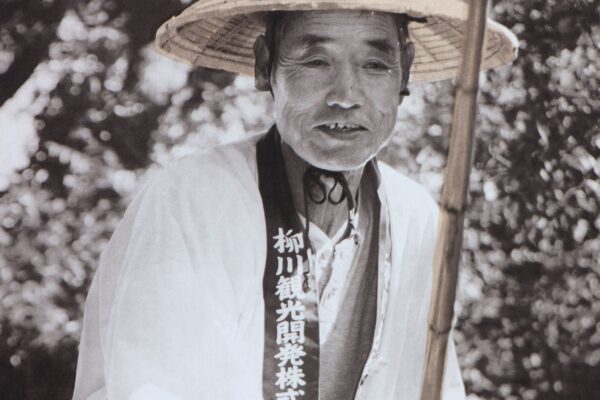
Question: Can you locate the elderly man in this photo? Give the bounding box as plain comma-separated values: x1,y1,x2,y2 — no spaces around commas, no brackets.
73,1,517,400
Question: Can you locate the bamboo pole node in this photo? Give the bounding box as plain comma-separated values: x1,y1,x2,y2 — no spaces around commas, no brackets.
428,323,452,336
438,202,466,215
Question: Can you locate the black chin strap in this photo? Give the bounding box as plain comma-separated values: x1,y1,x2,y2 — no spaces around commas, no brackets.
301,166,358,291
303,167,355,206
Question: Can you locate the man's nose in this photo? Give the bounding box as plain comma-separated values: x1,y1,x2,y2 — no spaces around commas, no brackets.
325,64,364,110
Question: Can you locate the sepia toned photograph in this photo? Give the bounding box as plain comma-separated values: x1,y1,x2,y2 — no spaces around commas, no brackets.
0,0,598,399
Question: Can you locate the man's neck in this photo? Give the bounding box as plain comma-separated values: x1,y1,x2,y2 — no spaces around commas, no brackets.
281,141,364,238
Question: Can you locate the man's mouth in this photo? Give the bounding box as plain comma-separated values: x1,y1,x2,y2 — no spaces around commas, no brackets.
316,122,367,134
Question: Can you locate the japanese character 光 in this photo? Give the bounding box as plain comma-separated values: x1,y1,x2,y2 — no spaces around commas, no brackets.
276,300,306,322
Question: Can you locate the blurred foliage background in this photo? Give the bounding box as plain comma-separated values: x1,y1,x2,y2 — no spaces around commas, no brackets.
0,0,598,399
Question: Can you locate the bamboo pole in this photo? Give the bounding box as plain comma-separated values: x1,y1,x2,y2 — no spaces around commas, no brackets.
419,1,489,400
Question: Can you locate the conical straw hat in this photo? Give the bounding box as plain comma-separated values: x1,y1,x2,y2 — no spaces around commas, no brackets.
155,0,518,82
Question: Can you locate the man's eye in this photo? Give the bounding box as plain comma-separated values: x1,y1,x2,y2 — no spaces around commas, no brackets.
303,59,329,67
364,61,390,71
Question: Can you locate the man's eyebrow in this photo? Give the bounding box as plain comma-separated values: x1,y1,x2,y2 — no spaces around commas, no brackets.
365,38,397,55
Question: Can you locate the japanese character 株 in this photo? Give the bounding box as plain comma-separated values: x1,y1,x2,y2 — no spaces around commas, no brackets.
275,365,306,390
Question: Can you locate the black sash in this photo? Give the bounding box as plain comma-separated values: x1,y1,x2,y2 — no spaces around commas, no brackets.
257,126,319,400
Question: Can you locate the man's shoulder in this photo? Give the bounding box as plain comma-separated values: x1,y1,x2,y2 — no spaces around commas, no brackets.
163,135,259,182
144,135,261,194
377,161,438,215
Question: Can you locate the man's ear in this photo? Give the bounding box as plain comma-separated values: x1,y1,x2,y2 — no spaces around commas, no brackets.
253,34,272,92
400,41,415,98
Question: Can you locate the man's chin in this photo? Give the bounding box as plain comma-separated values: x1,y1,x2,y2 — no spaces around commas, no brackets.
284,138,372,171
303,152,370,172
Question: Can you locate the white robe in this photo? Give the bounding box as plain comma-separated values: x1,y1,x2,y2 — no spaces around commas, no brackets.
73,136,466,400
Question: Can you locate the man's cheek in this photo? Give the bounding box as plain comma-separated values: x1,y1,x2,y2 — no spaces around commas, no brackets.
375,92,400,119
280,103,312,131
290,83,320,100
286,69,328,93
282,94,316,116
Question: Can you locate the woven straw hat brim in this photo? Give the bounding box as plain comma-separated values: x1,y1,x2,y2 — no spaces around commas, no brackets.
155,0,518,82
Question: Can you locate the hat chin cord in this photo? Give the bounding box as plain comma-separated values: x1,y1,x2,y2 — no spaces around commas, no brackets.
300,166,358,292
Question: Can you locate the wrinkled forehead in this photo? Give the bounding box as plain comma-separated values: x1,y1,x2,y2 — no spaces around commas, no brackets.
271,10,403,46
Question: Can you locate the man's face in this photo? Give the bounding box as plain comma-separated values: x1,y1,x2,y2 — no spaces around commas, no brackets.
269,11,406,171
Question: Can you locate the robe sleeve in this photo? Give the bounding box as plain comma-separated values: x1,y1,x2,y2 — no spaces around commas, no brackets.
73,169,200,400
442,334,467,399
73,143,266,400
427,188,467,400
72,161,253,400
432,202,466,400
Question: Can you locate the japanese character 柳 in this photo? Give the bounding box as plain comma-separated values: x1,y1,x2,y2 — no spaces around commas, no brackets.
273,228,305,254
